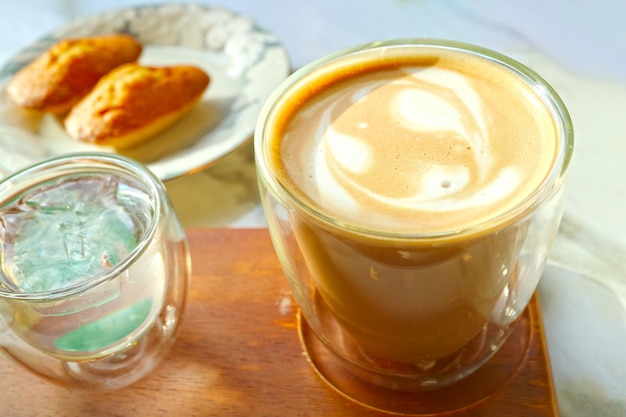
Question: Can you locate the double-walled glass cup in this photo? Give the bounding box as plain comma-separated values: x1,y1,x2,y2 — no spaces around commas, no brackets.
0,153,190,390
255,39,573,411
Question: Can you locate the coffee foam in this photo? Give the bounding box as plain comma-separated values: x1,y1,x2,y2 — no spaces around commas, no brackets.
271,47,558,233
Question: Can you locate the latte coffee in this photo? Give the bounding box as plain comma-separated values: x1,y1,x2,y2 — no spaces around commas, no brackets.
256,40,572,391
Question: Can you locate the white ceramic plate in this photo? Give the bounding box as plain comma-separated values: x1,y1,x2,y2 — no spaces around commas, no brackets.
0,3,290,180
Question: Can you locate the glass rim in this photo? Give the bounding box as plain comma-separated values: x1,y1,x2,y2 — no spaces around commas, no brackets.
254,38,574,241
0,152,162,301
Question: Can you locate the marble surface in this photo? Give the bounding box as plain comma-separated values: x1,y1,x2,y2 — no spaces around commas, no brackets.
1,1,625,416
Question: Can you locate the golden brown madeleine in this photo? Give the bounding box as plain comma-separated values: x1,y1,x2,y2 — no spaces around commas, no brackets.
64,63,210,149
6,34,142,114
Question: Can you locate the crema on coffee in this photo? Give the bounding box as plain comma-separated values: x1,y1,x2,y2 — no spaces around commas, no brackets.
268,48,558,233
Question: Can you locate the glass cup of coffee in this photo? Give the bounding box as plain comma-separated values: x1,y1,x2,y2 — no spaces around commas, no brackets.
255,39,573,410
0,153,191,390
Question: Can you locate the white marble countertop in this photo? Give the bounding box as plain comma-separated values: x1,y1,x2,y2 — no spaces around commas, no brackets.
1,1,625,416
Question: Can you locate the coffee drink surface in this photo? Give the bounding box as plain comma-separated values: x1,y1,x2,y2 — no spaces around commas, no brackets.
268,47,558,234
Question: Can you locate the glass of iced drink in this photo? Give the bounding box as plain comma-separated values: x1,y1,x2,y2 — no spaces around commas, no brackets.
0,153,190,389
255,39,573,411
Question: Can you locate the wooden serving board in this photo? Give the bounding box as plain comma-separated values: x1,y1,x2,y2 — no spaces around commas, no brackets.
0,228,559,416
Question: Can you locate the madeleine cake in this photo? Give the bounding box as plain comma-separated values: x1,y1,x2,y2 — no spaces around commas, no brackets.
64,63,210,149
7,34,142,114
